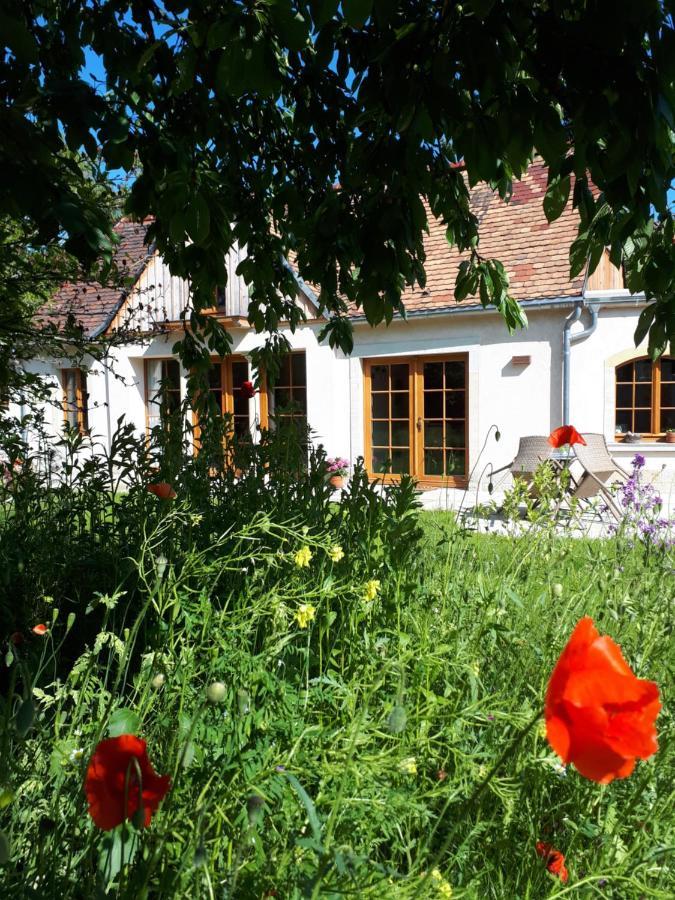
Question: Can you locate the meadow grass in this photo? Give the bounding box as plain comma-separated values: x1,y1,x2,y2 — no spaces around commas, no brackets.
0,421,672,898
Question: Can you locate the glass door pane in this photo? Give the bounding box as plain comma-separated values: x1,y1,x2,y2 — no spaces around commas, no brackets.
369,362,411,474
421,359,466,478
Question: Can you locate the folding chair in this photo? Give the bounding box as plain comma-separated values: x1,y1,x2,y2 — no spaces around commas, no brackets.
490,436,553,493
571,433,630,521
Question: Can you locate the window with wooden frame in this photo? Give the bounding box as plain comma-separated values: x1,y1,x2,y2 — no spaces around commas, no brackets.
61,368,89,434
267,352,307,433
615,356,675,438
145,359,182,432
364,355,468,485
206,356,257,437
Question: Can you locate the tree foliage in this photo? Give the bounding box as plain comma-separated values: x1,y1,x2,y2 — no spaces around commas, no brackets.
2,1,675,357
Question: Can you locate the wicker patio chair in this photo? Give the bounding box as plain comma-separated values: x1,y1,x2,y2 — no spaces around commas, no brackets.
571,433,630,520
490,436,553,490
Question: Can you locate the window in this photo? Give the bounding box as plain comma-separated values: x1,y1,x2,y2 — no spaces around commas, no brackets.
268,353,307,432
145,359,182,431
615,356,675,438
206,356,253,438
364,355,468,484
61,368,89,433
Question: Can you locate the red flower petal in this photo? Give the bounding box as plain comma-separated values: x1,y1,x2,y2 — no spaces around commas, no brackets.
32,624,48,636
147,482,177,500
240,380,256,399
548,425,587,448
545,617,661,783
84,734,171,830
536,843,569,883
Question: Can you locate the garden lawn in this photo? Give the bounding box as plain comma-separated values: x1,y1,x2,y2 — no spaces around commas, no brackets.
1,492,673,898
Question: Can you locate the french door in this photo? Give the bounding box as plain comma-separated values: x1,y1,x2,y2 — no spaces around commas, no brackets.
364,355,468,485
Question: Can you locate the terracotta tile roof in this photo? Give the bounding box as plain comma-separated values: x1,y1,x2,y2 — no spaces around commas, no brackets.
351,159,585,317
39,218,154,337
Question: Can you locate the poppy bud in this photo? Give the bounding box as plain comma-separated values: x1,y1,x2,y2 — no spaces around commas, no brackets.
552,583,563,597
387,705,407,734
151,673,166,689
247,793,265,827
156,555,168,579
206,681,226,704
495,428,501,441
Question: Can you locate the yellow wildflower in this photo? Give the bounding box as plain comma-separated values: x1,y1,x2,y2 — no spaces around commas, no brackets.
399,756,417,775
538,719,548,740
362,578,381,602
328,544,345,563
430,868,453,898
295,603,316,629
294,546,312,568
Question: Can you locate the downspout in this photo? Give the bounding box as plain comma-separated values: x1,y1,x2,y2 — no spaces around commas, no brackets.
103,352,113,452
562,301,599,425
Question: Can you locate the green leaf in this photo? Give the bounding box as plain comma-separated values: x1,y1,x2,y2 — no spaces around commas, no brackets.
310,0,339,27
569,234,590,279
108,708,140,738
186,195,211,245
282,772,323,846
634,303,656,347
15,697,35,738
98,824,140,880
543,174,571,223
343,0,373,28
0,12,38,63
0,830,9,866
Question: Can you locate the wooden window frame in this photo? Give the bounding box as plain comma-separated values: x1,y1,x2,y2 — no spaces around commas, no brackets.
144,358,182,435
363,353,469,488
266,351,307,431
614,356,675,440
192,356,268,447
61,368,89,434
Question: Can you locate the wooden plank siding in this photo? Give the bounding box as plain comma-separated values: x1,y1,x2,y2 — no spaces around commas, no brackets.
108,241,317,334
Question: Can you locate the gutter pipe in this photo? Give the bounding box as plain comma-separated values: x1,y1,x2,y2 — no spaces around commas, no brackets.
562,301,599,425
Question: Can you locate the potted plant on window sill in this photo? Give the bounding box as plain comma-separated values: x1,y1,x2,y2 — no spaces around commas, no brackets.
326,457,349,489
665,428,675,444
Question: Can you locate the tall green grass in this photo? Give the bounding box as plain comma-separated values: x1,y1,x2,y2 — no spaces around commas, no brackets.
0,421,672,898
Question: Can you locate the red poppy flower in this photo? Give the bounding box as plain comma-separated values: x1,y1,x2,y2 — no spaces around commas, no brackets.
10,631,24,645
147,482,177,500
536,842,569,883
241,380,256,399
32,624,48,636
84,734,171,830
545,617,661,783
548,425,587,448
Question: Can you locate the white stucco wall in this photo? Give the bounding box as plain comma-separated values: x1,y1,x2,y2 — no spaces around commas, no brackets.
12,298,675,499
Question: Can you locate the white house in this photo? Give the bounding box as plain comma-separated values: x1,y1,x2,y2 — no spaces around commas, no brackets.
24,161,675,505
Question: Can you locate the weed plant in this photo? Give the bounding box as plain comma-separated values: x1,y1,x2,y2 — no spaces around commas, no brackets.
0,417,672,898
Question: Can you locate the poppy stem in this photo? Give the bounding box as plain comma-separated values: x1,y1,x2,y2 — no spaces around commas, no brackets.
415,705,543,896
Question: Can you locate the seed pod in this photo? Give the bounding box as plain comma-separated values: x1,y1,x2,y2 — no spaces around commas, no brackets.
206,681,226,704
237,688,251,715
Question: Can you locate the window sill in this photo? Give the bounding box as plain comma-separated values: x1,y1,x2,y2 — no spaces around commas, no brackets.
609,442,675,453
